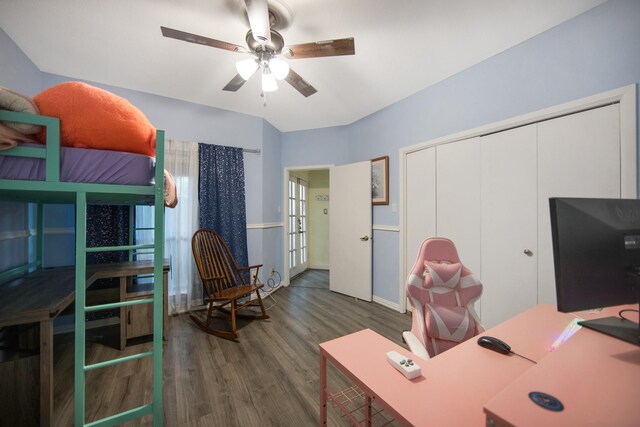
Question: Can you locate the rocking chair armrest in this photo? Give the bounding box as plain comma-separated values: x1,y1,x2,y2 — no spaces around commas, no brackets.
238,264,263,272
238,264,262,285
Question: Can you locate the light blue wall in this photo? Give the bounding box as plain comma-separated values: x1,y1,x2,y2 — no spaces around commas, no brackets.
246,120,284,283
0,27,41,95
283,0,640,305
0,28,41,271
260,120,284,278
262,121,283,223
0,202,30,271
281,125,350,168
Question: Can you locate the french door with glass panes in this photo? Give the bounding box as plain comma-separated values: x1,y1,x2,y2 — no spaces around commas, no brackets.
288,176,308,277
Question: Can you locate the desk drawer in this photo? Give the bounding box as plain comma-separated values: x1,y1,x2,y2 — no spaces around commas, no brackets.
125,296,153,339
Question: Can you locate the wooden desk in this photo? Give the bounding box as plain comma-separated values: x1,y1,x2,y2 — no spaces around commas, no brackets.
87,260,169,350
0,260,169,427
319,305,637,426
0,267,78,427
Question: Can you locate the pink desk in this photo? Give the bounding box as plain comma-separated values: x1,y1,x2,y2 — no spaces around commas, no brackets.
484,310,639,427
319,305,638,426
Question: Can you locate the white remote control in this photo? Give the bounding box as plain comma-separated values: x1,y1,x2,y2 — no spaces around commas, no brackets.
386,351,421,379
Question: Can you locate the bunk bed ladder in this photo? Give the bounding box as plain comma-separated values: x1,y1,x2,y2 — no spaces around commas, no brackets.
74,131,165,427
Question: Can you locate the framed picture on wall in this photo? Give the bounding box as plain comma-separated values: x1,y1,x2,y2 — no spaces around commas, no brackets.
371,155,389,205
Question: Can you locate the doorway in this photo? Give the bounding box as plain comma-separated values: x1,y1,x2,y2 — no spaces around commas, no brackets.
283,166,331,286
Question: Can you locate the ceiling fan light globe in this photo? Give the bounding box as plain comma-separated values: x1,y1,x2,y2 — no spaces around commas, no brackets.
262,71,278,92
269,57,290,80
236,58,259,80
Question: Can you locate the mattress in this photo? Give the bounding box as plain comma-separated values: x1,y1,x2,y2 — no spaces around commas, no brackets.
0,143,155,185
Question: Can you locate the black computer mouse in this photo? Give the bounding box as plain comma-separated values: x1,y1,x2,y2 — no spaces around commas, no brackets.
477,336,511,355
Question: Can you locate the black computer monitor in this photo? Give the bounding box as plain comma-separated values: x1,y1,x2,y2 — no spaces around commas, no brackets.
549,197,640,345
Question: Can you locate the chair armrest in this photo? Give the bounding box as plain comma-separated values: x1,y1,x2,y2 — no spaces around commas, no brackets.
402,331,431,361
238,264,263,272
238,264,262,285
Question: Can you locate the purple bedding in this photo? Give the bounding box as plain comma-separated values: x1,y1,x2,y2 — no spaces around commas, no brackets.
0,143,155,185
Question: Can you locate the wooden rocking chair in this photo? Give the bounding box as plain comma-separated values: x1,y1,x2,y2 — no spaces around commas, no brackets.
190,228,269,340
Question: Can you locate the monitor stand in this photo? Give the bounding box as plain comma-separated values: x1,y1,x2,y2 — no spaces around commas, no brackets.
578,316,639,346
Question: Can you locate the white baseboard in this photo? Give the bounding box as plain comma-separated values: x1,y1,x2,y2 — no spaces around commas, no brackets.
373,295,401,312
309,264,329,270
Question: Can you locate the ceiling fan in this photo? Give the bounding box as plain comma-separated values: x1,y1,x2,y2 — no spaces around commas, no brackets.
160,0,355,98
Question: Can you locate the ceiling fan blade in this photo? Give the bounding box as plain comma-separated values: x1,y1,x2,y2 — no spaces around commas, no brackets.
285,69,317,97
161,26,247,53
244,0,271,44
223,74,248,92
284,37,355,59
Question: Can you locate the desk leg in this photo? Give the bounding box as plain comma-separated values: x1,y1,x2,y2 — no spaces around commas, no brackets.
320,351,327,426
40,320,53,427
365,395,372,427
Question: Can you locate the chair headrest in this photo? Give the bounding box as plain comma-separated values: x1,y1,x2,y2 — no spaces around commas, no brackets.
422,238,460,264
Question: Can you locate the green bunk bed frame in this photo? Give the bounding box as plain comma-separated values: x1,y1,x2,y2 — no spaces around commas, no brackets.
0,109,165,427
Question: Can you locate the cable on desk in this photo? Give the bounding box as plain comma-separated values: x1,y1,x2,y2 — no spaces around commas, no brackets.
510,351,537,364
619,309,639,322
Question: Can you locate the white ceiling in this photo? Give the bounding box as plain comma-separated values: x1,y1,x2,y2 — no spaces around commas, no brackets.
0,0,606,132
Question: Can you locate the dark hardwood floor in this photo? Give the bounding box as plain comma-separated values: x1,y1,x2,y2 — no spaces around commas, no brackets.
48,269,411,426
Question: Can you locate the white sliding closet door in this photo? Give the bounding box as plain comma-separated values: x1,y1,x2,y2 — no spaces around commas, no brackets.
436,137,481,275
537,104,621,305
401,88,635,321
480,125,538,328
405,147,436,275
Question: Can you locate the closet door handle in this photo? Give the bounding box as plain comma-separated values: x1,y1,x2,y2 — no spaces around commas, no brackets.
360,235,370,241
524,249,533,256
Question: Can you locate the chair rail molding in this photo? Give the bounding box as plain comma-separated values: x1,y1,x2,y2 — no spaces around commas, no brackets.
373,224,399,232
246,222,283,229
0,227,75,241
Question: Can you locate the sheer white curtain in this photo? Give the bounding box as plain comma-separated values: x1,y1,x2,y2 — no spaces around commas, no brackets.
137,139,200,314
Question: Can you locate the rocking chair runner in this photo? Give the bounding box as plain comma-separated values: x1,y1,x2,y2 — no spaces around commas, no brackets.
191,228,269,340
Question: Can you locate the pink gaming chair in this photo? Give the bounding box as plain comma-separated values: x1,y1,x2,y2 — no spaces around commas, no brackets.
402,237,484,360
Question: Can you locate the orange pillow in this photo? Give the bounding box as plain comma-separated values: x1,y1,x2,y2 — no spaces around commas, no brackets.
34,82,156,156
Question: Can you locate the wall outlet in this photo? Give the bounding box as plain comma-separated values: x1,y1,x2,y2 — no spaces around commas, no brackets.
270,268,276,276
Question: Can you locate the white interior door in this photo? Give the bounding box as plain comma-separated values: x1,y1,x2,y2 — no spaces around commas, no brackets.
329,161,372,301
480,125,538,328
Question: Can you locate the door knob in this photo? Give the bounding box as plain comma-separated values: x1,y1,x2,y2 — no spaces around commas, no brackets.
360,236,370,241
524,249,533,256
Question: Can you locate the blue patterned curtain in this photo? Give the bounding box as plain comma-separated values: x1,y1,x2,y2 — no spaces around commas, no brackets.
86,205,130,267
84,205,129,320
198,143,248,269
